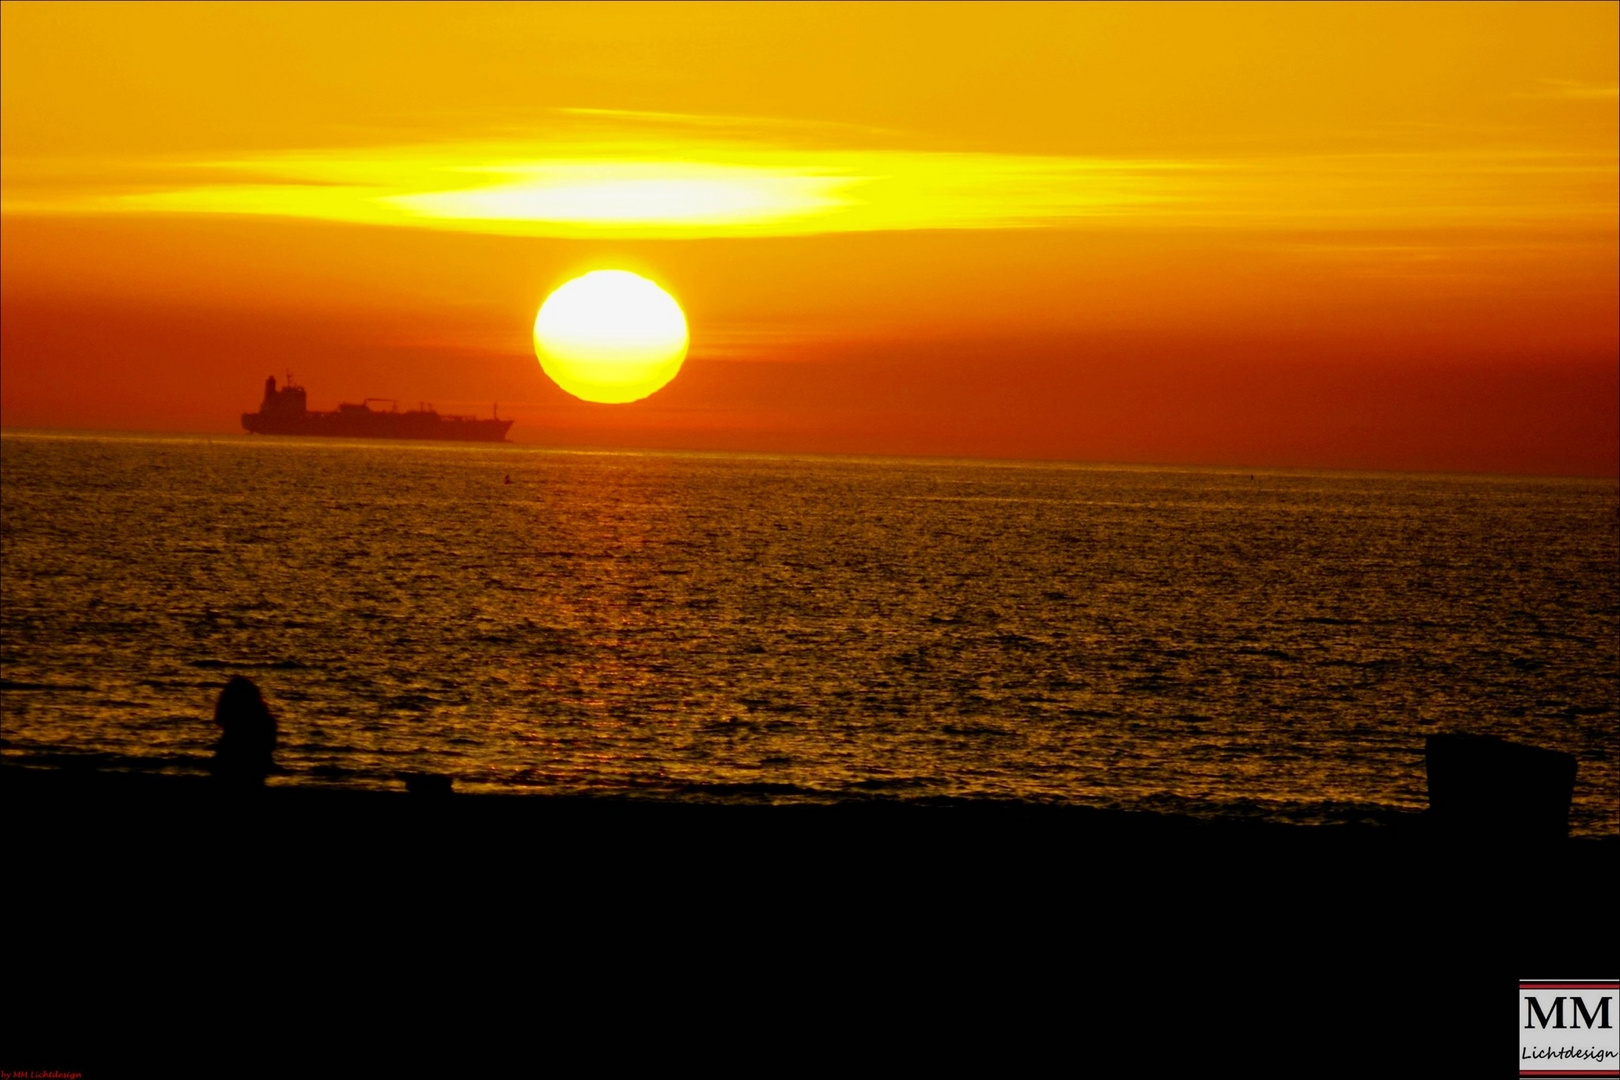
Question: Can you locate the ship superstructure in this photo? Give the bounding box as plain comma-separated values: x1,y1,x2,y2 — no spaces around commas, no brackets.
242,376,513,442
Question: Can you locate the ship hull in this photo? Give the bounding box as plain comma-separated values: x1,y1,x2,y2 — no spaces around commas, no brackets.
242,412,513,442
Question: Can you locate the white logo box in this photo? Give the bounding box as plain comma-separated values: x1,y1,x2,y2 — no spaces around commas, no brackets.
1521,981,1619,1078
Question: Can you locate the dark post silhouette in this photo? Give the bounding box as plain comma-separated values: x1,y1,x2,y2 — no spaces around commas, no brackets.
404,773,454,797
211,676,277,787
1425,732,1577,841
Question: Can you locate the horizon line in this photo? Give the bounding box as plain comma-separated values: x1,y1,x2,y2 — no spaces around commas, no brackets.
3,424,1615,484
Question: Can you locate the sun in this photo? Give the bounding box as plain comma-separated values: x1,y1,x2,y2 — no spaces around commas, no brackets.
533,270,689,404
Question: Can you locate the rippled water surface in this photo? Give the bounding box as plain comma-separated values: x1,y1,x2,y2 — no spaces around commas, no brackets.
3,432,1616,833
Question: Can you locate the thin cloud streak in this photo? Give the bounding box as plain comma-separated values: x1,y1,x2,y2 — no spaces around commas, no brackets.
5,110,1611,239
4,142,1186,238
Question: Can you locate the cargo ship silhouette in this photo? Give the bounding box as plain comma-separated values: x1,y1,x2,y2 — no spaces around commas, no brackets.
242,376,513,442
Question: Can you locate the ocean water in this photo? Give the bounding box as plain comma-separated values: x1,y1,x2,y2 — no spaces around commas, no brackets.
2,431,1616,834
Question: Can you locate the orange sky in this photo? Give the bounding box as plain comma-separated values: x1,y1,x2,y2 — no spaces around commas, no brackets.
3,2,1616,475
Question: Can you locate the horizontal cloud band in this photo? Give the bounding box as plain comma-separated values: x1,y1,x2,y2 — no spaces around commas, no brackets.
3,127,1613,238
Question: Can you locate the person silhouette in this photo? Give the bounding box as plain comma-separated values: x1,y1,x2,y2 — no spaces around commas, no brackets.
211,675,277,786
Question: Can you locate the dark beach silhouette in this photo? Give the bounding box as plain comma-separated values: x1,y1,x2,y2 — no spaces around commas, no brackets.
6,716,1612,1070
210,675,277,786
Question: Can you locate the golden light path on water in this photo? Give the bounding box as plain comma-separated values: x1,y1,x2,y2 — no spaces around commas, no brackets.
2,434,1616,835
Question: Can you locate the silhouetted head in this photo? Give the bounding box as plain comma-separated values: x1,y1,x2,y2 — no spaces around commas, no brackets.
215,676,266,727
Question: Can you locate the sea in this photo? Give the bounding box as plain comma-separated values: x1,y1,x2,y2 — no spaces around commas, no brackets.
2,431,1616,835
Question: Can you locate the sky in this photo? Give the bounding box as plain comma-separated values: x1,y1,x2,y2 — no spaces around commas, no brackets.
2,2,1616,475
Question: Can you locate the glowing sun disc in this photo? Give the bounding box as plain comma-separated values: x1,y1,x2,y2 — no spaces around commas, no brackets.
533,270,688,403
